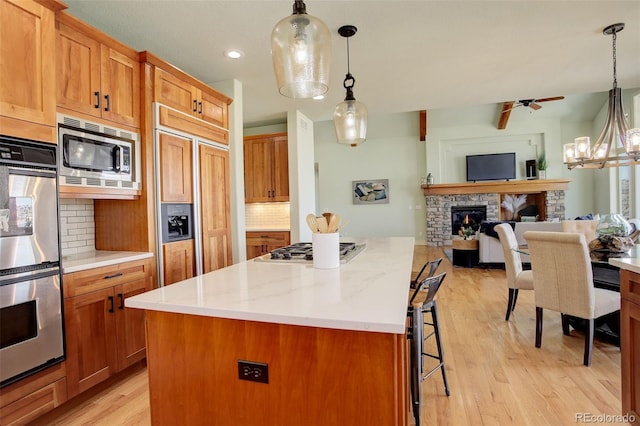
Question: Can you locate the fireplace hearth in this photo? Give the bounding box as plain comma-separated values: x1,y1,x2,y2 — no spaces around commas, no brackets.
451,205,487,236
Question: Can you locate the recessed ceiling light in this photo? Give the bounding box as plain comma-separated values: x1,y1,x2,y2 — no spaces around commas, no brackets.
313,94,325,100
224,49,243,59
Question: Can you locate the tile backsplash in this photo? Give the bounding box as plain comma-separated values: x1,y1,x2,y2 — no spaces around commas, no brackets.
60,199,95,256
245,202,290,229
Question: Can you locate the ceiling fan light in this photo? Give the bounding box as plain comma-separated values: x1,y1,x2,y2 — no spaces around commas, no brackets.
271,0,331,99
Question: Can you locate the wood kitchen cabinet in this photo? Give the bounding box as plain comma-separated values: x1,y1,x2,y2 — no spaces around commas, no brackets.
56,12,140,128
246,231,290,259
159,131,193,203
162,239,195,285
0,0,64,143
63,258,153,399
621,269,640,423
152,63,228,129
244,133,289,203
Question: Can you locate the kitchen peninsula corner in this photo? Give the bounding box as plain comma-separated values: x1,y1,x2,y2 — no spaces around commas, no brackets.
126,237,414,425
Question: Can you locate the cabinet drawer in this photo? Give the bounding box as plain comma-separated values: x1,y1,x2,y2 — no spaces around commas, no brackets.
246,231,289,245
621,270,640,306
0,377,67,426
63,258,152,298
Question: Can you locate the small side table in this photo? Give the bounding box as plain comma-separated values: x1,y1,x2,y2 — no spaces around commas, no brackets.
452,239,479,267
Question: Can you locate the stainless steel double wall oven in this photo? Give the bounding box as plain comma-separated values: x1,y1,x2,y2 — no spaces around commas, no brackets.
0,135,64,387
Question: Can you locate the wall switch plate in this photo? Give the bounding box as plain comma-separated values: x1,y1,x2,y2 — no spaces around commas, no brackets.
238,360,269,384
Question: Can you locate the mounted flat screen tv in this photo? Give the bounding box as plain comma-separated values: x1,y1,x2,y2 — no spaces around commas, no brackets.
466,152,516,182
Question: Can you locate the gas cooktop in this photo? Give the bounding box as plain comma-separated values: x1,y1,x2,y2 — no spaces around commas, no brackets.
254,242,366,264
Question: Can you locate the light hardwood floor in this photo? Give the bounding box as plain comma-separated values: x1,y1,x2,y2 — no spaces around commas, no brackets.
31,245,624,425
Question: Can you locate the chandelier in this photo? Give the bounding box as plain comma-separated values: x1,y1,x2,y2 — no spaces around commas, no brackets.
333,25,368,147
563,23,640,169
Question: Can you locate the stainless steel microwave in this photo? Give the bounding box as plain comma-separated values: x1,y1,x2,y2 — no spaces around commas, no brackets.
57,114,141,190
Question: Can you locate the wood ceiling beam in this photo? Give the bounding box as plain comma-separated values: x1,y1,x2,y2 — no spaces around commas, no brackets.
419,110,427,141
497,102,514,130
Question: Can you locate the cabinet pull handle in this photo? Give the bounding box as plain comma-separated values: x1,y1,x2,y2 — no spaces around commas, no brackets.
94,91,100,108
104,272,123,279
118,293,124,310
193,100,198,112
198,101,203,114
104,94,110,111
108,296,114,313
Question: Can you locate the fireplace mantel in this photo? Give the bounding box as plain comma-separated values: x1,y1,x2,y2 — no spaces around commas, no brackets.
421,179,571,196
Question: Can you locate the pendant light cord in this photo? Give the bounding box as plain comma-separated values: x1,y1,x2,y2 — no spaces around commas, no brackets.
612,30,617,89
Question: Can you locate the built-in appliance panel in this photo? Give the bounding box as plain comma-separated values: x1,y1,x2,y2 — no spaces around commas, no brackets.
161,203,193,243
0,142,59,271
0,269,64,387
57,114,141,191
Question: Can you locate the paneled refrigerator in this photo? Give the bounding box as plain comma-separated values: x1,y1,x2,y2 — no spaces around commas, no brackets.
153,104,232,286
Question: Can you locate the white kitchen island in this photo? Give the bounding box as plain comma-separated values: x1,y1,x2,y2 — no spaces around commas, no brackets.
126,237,414,425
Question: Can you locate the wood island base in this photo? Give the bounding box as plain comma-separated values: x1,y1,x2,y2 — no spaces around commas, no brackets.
144,311,409,425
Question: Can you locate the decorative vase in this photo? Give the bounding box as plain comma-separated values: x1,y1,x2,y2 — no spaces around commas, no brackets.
596,213,632,238
537,170,546,179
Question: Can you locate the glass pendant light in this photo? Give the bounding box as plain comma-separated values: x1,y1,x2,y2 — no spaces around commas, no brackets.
334,25,367,147
271,0,331,99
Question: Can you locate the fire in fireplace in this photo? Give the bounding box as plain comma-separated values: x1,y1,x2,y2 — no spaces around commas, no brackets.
451,205,487,236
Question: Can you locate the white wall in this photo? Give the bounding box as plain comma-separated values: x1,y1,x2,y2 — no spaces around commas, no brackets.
287,111,316,243
212,79,246,262
314,113,426,242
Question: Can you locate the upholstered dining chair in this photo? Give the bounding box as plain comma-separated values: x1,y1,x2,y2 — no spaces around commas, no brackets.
523,231,620,366
495,223,534,321
561,219,598,243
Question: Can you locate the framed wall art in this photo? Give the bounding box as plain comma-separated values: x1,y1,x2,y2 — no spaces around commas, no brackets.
352,179,389,204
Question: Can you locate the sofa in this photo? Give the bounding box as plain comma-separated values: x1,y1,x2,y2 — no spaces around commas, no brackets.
478,221,562,265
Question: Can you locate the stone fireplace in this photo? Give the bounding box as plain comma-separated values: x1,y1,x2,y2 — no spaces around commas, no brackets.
422,179,569,246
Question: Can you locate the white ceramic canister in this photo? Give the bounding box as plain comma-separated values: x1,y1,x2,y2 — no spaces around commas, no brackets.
312,232,340,269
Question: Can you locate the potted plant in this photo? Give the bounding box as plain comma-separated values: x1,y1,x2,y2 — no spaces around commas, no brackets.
536,153,547,179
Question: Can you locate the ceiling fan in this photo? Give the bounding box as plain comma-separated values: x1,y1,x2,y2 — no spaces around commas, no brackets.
497,96,565,129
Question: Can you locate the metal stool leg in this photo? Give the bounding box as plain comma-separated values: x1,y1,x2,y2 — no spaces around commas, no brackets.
410,306,423,425
430,302,450,396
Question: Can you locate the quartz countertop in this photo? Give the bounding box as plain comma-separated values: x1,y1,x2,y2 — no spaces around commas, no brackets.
609,245,640,274
126,237,415,334
62,250,154,274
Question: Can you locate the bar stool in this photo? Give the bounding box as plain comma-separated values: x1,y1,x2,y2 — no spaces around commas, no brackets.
407,272,450,425
410,257,443,289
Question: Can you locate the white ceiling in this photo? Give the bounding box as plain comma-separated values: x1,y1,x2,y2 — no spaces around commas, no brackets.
64,0,640,127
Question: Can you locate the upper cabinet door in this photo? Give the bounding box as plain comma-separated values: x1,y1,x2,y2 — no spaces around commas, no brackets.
154,68,198,116
100,46,140,127
198,89,227,129
159,131,193,203
272,135,289,202
56,14,140,128
0,0,56,130
56,21,101,118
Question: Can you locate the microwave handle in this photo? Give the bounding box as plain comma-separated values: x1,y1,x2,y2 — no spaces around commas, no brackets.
113,145,121,173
